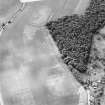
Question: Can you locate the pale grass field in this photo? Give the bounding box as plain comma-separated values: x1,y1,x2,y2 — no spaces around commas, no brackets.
0,0,88,105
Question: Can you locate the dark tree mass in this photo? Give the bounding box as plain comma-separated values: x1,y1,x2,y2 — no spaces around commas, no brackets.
45,0,105,73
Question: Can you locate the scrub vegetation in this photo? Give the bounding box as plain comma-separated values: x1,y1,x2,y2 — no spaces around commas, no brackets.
46,0,105,105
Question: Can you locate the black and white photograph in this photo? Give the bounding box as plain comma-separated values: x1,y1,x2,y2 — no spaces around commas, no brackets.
0,0,105,105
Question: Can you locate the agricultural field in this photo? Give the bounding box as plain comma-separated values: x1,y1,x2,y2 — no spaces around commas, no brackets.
0,0,105,105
